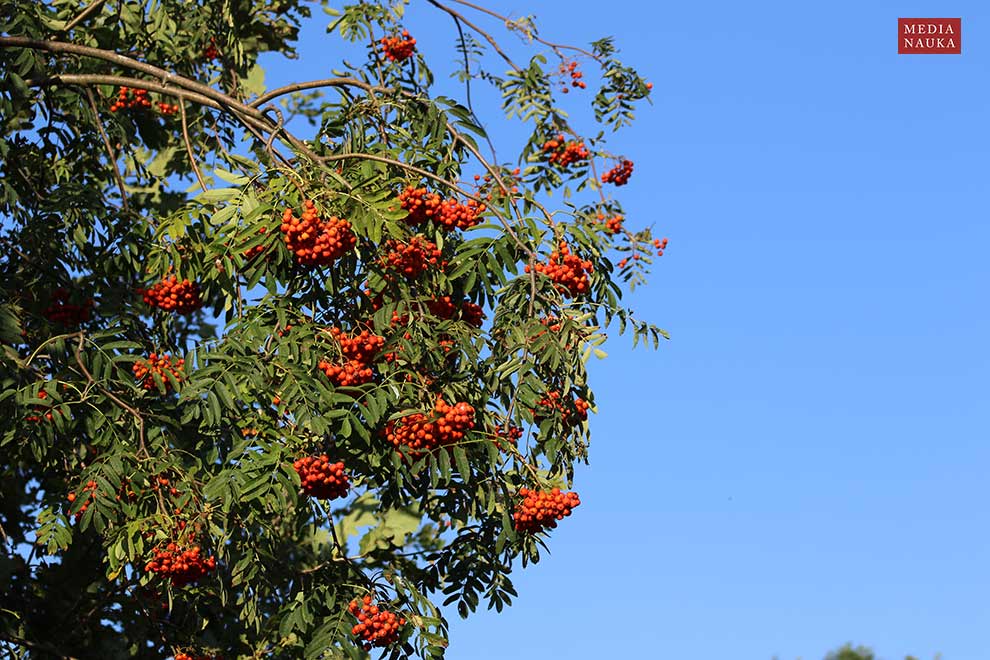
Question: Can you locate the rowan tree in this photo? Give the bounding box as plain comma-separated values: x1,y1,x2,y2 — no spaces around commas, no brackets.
0,1,668,657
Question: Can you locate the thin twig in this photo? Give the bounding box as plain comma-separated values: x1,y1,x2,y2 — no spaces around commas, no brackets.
83,87,128,211
425,0,521,72
250,78,384,109
317,152,484,204
179,100,207,191
447,0,601,60
73,332,146,454
447,13,499,162
62,0,108,33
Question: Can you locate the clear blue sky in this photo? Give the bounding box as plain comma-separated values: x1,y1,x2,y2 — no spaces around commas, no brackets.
266,1,990,658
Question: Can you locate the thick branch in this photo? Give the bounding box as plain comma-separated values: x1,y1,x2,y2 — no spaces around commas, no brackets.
26,73,225,111
0,634,80,660
0,38,267,122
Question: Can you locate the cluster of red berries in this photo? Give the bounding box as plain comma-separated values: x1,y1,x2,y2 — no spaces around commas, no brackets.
558,60,586,92
380,30,417,62
241,226,269,260
601,159,634,186
385,398,475,455
115,476,139,502
42,287,93,325
293,455,350,500
513,487,581,533
381,236,444,278
318,327,385,387
109,86,151,112
157,101,179,115
541,135,589,168
280,200,356,266
525,243,593,298
140,276,202,314
602,215,624,235
150,474,181,499
398,186,485,231
145,543,216,587
318,359,373,387
535,389,590,428
653,236,669,256
203,38,220,61
132,353,184,392
25,390,63,423
473,168,521,202
175,653,219,660
492,423,523,452
425,296,485,328
67,480,98,522
349,596,406,650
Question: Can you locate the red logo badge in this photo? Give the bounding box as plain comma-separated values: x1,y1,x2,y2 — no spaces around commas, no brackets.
898,18,961,54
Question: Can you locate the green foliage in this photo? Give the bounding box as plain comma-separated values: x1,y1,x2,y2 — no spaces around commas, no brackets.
0,1,665,657
824,644,876,660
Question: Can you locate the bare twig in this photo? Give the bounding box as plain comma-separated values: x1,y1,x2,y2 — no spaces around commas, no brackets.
250,78,384,109
179,101,207,191
425,0,521,72
62,0,108,33
446,0,601,60
83,87,128,211
447,13,499,162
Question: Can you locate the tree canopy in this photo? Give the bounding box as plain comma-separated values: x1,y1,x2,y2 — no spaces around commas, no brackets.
0,1,666,657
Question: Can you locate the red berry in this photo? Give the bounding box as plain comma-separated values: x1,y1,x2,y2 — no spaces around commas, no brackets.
513,488,581,533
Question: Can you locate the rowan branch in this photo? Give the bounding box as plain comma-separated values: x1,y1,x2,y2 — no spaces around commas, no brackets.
61,0,108,33
73,332,146,455
26,73,225,112
0,38,268,122
446,0,601,61
24,73,300,170
179,101,207,191
82,87,128,211
0,634,80,660
425,0,521,72
249,78,384,109
446,11,499,162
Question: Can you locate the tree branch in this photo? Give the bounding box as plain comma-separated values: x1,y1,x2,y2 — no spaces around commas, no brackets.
425,0,521,72
446,0,601,60
179,100,207,191
61,0,108,34
0,38,268,122
249,77,384,109
0,633,81,660
83,87,128,211
73,332,146,454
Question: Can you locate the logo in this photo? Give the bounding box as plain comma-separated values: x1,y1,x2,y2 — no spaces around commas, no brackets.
898,18,961,54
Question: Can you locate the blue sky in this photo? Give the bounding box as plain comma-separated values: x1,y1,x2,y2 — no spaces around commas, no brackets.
263,1,990,658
